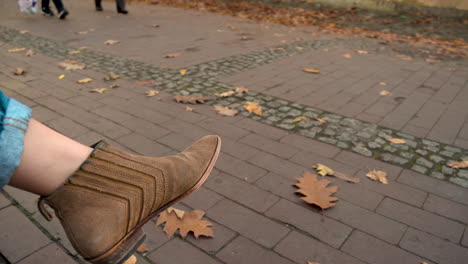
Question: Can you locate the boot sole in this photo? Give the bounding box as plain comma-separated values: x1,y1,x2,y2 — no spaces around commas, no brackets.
88,136,222,264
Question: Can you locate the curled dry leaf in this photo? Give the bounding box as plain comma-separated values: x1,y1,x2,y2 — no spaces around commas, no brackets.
68,50,80,55
13,68,26,75
380,90,392,96
104,73,120,81
135,80,156,85
19,30,29,34
303,68,320,74
294,171,339,210
89,88,107,94
136,243,149,254
167,207,185,219
334,172,360,183
109,83,120,88
357,50,369,54
122,255,137,264
77,78,93,84
447,160,468,169
180,69,187,75
366,169,388,184
8,48,26,53
235,87,248,95
387,138,406,144
243,101,262,116
314,164,360,183
214,105,238,117
314,164,334,177
156,209,214,239
58,60,86,71
146,89,159,97
25,49,35,56
185,106,194,112
379,82,387,86
174,95,212,104
104,40,120,45
215,90,235,98
343,53,352,59
308,262,320,264
314,117,327,124
293,116,307,123
164,53,182,58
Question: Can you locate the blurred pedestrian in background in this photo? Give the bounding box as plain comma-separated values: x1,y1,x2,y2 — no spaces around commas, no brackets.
95,0,128,14
41,0,68,19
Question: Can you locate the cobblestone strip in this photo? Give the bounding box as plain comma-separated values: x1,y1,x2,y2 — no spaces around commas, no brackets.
1,25,467,188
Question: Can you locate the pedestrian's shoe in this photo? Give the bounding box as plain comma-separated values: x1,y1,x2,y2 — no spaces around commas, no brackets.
58,8,69,19
117,6,128,14
95,0,103,11
38,135,221,264
41,7,54,16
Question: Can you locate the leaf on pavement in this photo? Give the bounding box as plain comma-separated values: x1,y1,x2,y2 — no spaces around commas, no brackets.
122,255,137,264
68,50,81,55
214,105,238,116
447,160,468,169
77,78,93,84
308,262,320,264
19,30,29,34
379,90,392,96
167,207,185,219
104,72,120,81
8,48,26,53
314,117,327,124
164,53,182,58
379,82,387,86
366,169,388,184
174,95,212,104
59,74,65,79
146,89,159,97
89,88,107,94
104,40,120,45
293,116,307,123
215,90,235,98
387,138,406,144
136,243,149,254
303,68,320,74
343,53,352,59
314,164,334,177
185,106,194,112
58,60,86,71
110,83,120,88
13,68,26,75
294,171,339,210
156,208,214,239
243,101,262,116
334,171,360,183
25,49,35,56
357,50,368,54
135,80,156,85
235,87,249,95
180,69,187,75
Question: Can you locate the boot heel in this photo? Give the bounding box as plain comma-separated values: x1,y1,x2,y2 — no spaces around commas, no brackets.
90,229,146,264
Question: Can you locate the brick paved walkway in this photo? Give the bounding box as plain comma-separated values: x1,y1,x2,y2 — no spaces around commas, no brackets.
1,1,468,264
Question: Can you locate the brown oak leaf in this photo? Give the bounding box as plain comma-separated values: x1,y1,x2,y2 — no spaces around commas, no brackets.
243,101,262,116
174,95,212,104
294,171,339,210
156,209,214,239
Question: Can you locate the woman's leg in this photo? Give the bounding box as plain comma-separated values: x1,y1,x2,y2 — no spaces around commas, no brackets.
9,119,92,196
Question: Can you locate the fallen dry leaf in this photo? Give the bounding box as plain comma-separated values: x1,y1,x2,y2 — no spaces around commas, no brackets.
136,243,149,254
19,30,29,34
243,101,262,116
387,138,406,144
334,172,360,183
156,209,214,239
68,50,81,55
379,82,387,86
314,164,334,177
174,95,212,104
135,80,156,85
357,50,368,54
235,87,248,95
59,74,65,80
13,68,26,75
343,53,352,59
314,117,327,124
379,90,392,96
180,69,187,75
308,262,320,264
293,117,307,123
8,48,26,53
447,160,468,169
122,255,137,264
294,171,339,210
214,105,238,116
167,207,185,219
104,72,120,81
146,89,159,97
109,83,120,88
104,40,120,45
215,90,235,98
77,31,88,35
78,47,88,50
58,60,86,71
89,88,107,94
77,78,93,84
303,68,320,74
25,49,35,56
366,170,388,184
164,53,182,58
185,106,194,112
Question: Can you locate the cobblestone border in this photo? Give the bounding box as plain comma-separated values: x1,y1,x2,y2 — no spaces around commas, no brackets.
1,25,467,187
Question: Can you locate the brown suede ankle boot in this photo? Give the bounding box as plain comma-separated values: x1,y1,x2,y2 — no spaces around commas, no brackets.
38,135,221,264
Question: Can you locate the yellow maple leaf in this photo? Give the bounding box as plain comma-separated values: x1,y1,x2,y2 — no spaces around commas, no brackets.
146,90,159,97
58,74,65,79
314,164,335,177
243,101,262,116
366,170,388,184
180,69,187,75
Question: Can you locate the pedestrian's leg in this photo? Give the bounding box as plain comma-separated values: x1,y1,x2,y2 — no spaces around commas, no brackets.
116,0,128,14
51,0,69,19
95,0,103,11
40,0,54,16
